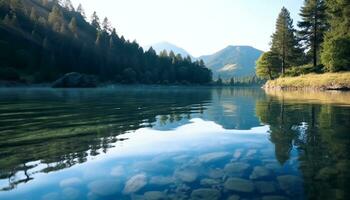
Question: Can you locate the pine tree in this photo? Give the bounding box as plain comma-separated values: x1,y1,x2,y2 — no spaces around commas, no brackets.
91,11,101,30
298,0,328,68
271,7,304,75
321,0,350,71
62,0,74,11
77,4,86,18
102,17,112,33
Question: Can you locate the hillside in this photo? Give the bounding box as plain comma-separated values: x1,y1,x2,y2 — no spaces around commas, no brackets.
0,0,212,85
200,46,263,79
145,42,194,60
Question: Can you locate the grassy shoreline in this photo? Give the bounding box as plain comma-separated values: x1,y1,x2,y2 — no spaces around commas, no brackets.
264,72,350,90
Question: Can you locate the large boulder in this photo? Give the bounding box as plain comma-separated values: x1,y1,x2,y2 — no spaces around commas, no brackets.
52,72,98,88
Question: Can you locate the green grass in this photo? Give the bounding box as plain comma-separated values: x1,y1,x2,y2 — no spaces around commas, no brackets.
265,72,350,90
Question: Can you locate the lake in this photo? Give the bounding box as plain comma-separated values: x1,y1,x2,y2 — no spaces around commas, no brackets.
0,86,349,200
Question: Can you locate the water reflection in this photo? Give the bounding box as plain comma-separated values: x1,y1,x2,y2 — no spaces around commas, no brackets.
0,87,349,200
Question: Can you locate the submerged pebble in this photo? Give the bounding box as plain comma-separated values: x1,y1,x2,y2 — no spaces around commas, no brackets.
191,188,221,200
144,191,168,200
224,178,254,192
198,152,231,163
123,174,148,194
174,169,198,183
249,166,271,180
255,181,277,194
224,162,250,175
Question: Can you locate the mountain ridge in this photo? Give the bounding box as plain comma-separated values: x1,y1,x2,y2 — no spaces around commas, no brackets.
147,42,264,79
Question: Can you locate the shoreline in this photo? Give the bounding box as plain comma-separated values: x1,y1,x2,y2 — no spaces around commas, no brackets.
263,72,350,91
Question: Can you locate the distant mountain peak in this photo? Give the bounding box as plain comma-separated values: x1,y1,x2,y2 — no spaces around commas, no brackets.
145,42,194,59
199,45,264,79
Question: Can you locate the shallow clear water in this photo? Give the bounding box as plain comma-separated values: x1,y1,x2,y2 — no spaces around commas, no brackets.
0,86,349,200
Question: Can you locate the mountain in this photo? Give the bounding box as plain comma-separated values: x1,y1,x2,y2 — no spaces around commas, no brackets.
199,46,264,79
0,0,212,84
145,42,194,59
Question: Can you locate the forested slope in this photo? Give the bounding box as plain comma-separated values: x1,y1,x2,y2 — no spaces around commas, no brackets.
0,0,212,84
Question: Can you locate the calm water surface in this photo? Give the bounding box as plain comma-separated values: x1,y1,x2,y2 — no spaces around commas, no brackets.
0,86,349,200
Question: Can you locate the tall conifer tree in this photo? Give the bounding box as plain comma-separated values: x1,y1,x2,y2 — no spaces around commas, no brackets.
298,0,328,68
271,7,303,74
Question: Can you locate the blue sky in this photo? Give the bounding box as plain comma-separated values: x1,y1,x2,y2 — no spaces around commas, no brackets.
72,0,304,57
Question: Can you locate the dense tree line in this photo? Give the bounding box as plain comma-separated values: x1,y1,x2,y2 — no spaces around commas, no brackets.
215,76,264,86
257,0,350,80
0,0,212,84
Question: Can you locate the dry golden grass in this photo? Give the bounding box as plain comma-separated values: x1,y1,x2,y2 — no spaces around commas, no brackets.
265,72,350,90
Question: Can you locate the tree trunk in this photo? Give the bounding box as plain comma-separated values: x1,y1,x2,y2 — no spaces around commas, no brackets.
313,7,318,68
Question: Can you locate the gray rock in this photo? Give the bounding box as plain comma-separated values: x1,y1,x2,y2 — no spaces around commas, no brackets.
249,166,271,180
174,169,198,183
88,179,121,196
233,149,243,160
198,152,231,163
227,195,240,200
150,176,175,186
52,72,98,88
255,181,276,194
224,178,254,193
144,191,168,200
224,162,250,175
200,178,220,186
123,174,147,194
277,175,302,195
246,149,257,157
191,188,221,200
207,168,224,179
262,195,289,200
264,163,282,172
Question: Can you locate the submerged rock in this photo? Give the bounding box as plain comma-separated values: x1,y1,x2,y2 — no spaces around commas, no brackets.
88,179,121,196
224,178,254,193
207,168,224,179
277,175,302,195
198,152,231,163
174,169,198,183
191,188,221,200
200,178,220,186
150,176,175,186
249,166,271,180
233,149,243,160
246,149,257,157
255,181,276,194
52,72,98,88
227,195,240,200
144,191,168,200
123,174,147,194
224,162,250,175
